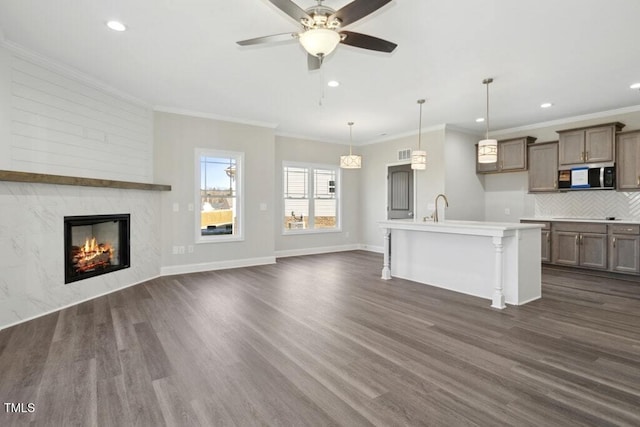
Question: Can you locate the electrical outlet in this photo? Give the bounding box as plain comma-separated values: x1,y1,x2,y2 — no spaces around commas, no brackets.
188,203,194,211
177,246,185,254
172,203,179,212
504,208,511,215
345,231,350,238
172,246,179,255
187,245,194,253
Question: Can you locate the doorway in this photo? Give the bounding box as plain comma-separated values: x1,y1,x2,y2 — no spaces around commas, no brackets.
387,164,414,219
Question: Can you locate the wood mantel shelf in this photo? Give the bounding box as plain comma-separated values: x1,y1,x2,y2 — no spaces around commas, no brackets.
0,170,171,191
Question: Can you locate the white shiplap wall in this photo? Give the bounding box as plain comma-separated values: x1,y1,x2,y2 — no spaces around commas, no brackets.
9,54,153,182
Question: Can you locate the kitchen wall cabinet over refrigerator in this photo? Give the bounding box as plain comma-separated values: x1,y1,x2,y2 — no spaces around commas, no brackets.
557,122,624,166
616,130,640,191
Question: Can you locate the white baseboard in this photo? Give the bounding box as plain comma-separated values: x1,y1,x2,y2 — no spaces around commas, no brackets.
160,256,276,276
361,244,384,254
275,244,362,258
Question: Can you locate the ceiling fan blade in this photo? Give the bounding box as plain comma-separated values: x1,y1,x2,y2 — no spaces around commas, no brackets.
340,31,397,53
267,0,311,23
237,33,298,46
307,54,321,70
329,0,392,27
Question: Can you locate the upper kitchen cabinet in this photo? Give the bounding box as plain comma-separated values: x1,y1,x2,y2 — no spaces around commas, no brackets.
616,130,640,191
528,141,558,192
476,137,536,174
557,122,624,166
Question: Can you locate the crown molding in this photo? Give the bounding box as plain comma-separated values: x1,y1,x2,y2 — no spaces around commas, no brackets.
154,106,279,130
274,130,345,145
361,123,447,146
1,39,151,109
491,104,640,137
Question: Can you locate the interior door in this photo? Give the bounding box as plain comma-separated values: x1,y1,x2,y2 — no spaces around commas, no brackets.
387,164,414,219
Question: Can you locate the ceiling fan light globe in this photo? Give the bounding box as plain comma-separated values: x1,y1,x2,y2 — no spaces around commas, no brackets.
299,28,341,57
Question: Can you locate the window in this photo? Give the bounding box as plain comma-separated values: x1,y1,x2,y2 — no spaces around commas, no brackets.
196,149,243,242
283,162,340,233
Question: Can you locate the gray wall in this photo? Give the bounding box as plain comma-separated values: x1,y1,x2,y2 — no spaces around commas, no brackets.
274,135,360,256
359,127,446,250
154,111,277,272
443,128,486,221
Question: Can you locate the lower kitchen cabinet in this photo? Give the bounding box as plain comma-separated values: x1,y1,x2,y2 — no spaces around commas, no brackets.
551,222,608,270
579,233,608,269
541,229,551,263
524,219,640,275
609,224,640,274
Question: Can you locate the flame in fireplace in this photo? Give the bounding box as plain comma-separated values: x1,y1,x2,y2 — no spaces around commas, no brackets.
72,236,113,273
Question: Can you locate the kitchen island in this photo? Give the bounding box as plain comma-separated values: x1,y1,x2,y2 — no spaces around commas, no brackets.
378,219,544,309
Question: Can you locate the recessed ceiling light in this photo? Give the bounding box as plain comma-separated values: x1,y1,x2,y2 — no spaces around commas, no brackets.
106,21,127,32
630,83,640,89
540,102,553,108
475,117,485,123
327,80,340,88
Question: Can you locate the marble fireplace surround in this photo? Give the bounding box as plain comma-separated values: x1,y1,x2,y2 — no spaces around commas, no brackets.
0,171,171,329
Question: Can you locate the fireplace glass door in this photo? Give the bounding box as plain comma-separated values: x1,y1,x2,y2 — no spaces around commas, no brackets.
64,214,130,283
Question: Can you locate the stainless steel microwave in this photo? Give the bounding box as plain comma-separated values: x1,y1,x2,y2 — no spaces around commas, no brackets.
558,165,615,189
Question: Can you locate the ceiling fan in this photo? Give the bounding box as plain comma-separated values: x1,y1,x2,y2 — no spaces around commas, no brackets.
237,0,397,70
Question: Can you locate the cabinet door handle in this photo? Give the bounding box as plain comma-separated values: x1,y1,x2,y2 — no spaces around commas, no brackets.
581,151,585,161
613,237,616,248
554,180,557,189
637,176,639,186
575,235,579,245
586,151,589,161
580,234,583,245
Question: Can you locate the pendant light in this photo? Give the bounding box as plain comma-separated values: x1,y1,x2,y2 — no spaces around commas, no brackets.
478,78,498,163
340,122,362,169
411,99,426,170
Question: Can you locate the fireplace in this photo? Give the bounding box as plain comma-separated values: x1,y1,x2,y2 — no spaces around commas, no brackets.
64,214,130,284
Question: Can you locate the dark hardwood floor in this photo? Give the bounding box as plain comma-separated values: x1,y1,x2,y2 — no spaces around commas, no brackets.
1,251,640,426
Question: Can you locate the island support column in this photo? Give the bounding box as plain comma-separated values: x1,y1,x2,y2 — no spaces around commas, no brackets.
491,235,506,309
381,228,391,280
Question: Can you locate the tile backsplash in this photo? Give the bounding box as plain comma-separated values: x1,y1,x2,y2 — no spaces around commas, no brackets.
534,191,640,220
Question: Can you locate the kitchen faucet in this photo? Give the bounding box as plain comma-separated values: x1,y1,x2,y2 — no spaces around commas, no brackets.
434,193,449,222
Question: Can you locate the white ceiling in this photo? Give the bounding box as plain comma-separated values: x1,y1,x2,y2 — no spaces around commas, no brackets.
1,0,640,144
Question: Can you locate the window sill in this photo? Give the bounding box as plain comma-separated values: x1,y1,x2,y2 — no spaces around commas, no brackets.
196,235,244,244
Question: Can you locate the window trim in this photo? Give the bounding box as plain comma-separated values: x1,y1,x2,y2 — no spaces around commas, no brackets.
282,161,341,235
195,148,244,244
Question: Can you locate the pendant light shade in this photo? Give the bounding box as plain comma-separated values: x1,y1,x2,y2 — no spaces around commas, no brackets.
478,78,498,164
411,99,427,170
340,122,362,169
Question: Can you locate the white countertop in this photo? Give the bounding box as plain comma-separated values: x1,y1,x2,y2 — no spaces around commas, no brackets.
521,217,640,224
378,219,542,237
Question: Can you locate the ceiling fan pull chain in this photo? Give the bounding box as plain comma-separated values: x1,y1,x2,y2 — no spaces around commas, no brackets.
318,64,325,106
